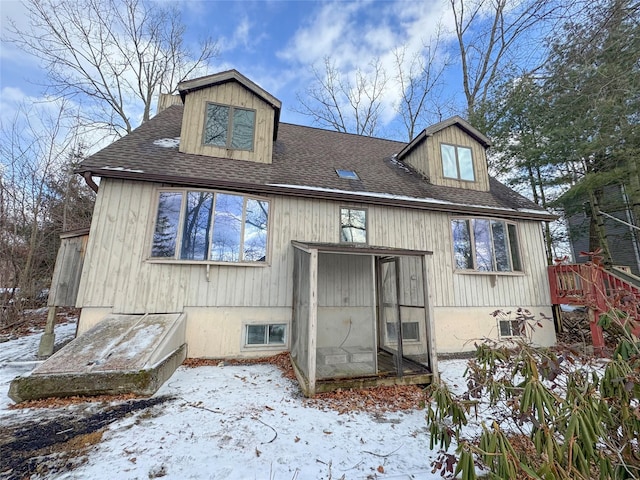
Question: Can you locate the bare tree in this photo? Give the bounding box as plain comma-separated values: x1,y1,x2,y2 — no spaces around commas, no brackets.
294,57,388,137
6,0,218,137
0,100,85,309
450,0,570,117
392,27,453,140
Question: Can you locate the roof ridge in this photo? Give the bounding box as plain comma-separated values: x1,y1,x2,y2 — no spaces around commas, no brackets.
278,122,407,145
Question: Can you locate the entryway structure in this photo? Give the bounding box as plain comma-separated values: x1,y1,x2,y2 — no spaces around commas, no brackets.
290,242,437,396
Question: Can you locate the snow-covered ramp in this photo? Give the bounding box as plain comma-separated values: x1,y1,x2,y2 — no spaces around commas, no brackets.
8,313,186,403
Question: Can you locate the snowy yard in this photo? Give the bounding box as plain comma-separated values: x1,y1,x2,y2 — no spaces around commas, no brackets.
1,319,476,480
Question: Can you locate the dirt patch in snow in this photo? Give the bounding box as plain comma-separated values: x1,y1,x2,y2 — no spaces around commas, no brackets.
0,307,78,342
0,396,173,479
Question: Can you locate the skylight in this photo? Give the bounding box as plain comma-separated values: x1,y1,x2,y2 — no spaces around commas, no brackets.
336,169,359,180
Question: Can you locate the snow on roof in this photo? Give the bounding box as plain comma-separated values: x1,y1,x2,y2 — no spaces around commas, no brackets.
153,137,180,148
100,166,145,174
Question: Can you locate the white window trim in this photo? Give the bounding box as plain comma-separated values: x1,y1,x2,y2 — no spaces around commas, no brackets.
242,322,288,350
498,318,526,338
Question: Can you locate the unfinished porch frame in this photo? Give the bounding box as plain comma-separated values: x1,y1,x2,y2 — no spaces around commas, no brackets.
290,241,437,396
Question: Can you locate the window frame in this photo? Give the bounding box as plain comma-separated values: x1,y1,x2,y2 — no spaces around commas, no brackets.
243,323,287,349
339,207,368,244
336,169,359,179
450,216,524,274
385,321,421,343
202,102,257,152
441,143,475,182
148,187,271,266
498,318,525,338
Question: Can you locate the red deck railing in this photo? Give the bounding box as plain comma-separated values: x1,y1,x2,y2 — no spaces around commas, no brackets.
548,264,640,349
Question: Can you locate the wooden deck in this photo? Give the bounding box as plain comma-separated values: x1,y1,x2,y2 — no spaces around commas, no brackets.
548,263,640,348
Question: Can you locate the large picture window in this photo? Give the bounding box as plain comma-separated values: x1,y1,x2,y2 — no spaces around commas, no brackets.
441,144,474,181
203,103,255,150
451,218,522,272
151,189,269,263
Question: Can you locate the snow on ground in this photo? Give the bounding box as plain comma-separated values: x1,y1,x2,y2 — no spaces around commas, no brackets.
0,320,77,412
1,326,476,480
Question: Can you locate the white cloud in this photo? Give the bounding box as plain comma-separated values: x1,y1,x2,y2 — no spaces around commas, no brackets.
276,0,457,132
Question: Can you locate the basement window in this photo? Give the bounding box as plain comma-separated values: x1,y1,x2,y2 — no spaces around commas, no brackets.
386,321,420,342
499,318,525,337
245,324,286,346
336,169,359,180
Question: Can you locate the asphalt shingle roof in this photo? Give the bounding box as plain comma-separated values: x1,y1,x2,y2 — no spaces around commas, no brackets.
78,105,553,220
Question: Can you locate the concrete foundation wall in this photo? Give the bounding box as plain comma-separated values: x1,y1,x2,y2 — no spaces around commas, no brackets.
432,305,556,354
183,306,291,358
79,304,556,358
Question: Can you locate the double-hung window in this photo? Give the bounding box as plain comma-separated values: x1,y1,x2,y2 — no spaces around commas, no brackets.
204,103,255,151
441,144,475,181
451,218,522,272
151,189,269,263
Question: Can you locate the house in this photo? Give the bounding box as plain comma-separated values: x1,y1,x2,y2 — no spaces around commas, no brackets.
73,70,556,395
562,183,640,277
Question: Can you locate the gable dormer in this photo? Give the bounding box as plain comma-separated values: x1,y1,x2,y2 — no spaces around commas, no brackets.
177,70,281,164
397,116,492,192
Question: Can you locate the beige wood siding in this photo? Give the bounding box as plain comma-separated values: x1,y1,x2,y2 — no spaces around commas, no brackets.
156,93,182,114
403,125,490,191
450,221,551,308
76,179,550,316
179,82,274,163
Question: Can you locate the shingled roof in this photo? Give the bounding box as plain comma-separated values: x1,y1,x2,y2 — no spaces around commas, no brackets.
77,105,553,221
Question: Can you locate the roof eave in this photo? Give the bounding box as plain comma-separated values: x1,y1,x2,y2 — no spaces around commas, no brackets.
398,116,492,160
178,69,282,140
78,168,556,222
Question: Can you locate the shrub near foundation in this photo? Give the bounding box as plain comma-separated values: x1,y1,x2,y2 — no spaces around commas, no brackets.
427,310,640,480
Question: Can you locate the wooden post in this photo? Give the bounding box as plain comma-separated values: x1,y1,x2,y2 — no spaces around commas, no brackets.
307,249,318,396
589,266,606,353
37,306,57,357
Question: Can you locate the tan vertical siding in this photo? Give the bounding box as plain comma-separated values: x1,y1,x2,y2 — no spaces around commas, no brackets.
76,179,551,316
450,221,551,308
403,125,490,191
178,82,274,163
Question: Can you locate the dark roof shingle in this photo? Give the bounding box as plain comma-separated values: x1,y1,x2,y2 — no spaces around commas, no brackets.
78,105,552,220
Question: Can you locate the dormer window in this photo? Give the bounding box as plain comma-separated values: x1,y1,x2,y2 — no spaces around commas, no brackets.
441,143,474,181
204,103,256,151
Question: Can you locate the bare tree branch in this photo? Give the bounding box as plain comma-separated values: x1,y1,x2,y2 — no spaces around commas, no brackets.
294,57,388,136
6,0,219,138
392,25,453,140
450,0,573,117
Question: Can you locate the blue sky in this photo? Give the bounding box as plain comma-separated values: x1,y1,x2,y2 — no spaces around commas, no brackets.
1,0,475,142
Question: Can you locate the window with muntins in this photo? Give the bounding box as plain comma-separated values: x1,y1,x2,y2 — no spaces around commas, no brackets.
151,189,269,263
441,144,475,181
499,318,525,337
203,103,255,150
340,208,367,243
451,218,522,272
